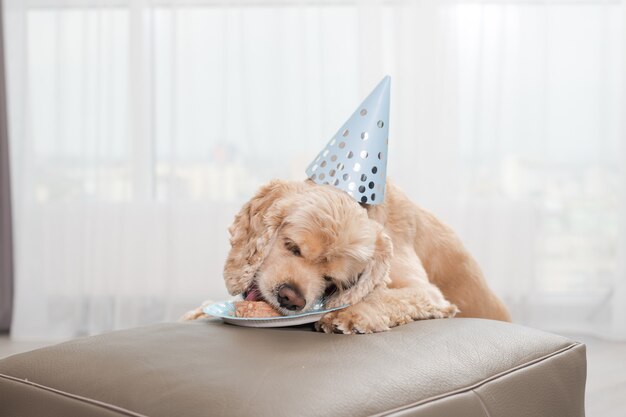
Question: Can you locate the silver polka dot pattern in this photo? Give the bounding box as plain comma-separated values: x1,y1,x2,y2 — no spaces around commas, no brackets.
304,76,390,205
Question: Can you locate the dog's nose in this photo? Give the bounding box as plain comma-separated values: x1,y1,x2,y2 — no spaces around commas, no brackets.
276,284,306,311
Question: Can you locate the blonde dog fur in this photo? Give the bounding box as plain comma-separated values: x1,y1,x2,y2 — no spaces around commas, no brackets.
196,179,510,333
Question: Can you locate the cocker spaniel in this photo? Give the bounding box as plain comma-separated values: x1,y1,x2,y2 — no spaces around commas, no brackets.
189,179,510,333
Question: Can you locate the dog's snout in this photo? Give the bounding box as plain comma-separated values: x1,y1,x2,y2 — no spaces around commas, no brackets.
276,284,306,311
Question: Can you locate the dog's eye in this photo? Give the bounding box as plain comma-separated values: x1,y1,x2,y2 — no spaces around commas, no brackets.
323,283,338,298
285,240,301,257
323,275,334,283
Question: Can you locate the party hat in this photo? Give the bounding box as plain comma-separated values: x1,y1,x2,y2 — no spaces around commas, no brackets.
305,76,390,205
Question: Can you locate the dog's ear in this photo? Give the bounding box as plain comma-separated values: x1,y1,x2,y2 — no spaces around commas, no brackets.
223,180,293,295
330,224,393,307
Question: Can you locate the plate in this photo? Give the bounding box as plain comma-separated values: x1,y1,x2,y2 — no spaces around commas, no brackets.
202,301,348,328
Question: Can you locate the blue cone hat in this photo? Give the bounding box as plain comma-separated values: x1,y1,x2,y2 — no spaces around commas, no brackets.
305,76,390,205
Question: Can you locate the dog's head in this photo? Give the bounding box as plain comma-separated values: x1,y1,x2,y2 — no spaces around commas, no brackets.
223,180,393,314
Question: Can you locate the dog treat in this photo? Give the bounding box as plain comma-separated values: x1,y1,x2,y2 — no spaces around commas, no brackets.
234,301,282,318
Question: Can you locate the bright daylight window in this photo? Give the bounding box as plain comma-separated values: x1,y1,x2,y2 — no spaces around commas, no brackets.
456,4,622,296
7,0,623,338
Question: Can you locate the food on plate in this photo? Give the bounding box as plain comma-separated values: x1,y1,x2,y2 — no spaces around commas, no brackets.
234,301,282,318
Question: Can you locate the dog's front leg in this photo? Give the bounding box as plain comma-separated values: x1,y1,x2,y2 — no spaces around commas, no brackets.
315,285,459,334
179,300,214,321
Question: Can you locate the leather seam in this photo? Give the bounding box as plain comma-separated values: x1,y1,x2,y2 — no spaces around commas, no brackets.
471,390,493,417
0,372,150,417
372,342,583,417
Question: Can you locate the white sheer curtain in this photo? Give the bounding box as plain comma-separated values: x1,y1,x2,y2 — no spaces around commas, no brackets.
4,0,625,340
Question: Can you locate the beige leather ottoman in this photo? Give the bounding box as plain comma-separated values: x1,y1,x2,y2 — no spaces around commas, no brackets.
0,318,586,417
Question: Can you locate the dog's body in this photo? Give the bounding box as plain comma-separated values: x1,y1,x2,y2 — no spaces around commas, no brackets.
315,180,510,333
187,179,510,333
365,182,510,320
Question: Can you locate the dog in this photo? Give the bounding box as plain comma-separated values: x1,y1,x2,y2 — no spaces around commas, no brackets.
186,178,510,333
211,180,511,334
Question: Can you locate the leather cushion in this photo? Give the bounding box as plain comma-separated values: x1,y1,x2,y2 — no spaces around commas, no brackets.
0,318,586,417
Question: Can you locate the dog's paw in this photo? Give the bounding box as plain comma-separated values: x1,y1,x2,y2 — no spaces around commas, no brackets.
315,300,458,333
440,303,460,318
410,300,460,320
427,301,459,319
179,300,213,322
315,306,390,334
179,307,209,321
